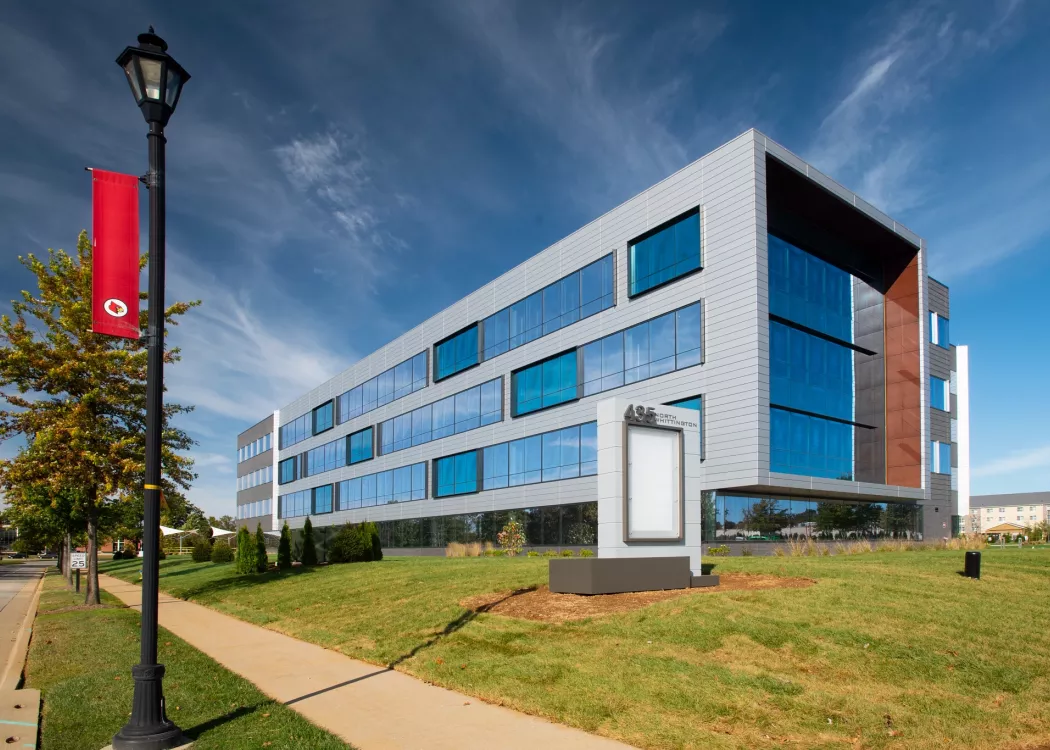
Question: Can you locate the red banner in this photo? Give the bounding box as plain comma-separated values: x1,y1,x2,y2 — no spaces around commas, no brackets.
91,170,141,339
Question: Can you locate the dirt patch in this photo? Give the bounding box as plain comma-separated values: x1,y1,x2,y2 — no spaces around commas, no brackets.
461,573,816,623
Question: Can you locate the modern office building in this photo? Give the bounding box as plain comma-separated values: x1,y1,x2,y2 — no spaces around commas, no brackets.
234,129,970,553
967,492,1050,535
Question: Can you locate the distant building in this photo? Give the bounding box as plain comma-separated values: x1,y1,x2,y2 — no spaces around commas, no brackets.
968,492,1050,534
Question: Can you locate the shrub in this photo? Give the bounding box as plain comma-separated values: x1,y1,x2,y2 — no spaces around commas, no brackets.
579,549,595,557
560,549,574,557
483,541,494,555
446,542,466,558
542,549,558,558
329,524,370,564
773,547,786,557
255,525,268,573
527,550,539,557
211,540,234,563
363,521,383,562
112,549,123,560
278,522,292,571
497,520,525,556
491,549,506,557
235,526,256,574
740,545,754,557
707,545,730,557
300,517,318,566
191,540,212,563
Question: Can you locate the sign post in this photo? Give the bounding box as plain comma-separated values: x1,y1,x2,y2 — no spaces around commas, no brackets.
71,551,86,593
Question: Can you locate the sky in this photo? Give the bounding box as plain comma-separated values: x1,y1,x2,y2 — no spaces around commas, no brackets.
1,0,1048,517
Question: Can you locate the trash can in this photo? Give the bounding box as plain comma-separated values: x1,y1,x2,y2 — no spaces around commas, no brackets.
964,550,981,579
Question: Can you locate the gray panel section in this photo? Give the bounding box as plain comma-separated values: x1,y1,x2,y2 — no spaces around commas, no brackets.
929,345,951,380
237,483,273,505
929,473,953,505
927,278,950,319
238,415,274,447
929,410,951,443
237,515,273,532
970,491,1050,508
237,451,273,478
854,277,885,483
549,556,691,594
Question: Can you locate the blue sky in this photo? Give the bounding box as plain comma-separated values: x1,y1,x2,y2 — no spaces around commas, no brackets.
1,0,1048,516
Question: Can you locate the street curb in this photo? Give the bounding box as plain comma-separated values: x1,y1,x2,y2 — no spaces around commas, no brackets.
0,569,46,692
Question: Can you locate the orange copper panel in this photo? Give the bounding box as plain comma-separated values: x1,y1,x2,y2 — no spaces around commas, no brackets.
883,256,922,488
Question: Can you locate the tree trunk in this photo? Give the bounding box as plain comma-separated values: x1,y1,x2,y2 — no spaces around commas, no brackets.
61,533,72,586
85,512,101,606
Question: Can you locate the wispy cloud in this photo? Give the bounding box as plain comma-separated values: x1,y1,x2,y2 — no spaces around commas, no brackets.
806,1,1026,214
973,444,1050,478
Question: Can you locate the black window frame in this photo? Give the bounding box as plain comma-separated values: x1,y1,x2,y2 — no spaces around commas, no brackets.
431,448,483,498
278,456,298,485
312,399,335,436
346,425,376,466
626,206,703,300
509,346,582,418
432,322,482,384
311,483,335,516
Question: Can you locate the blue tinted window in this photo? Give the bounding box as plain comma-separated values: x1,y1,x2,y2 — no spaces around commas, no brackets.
278,457,297,485
770,407,853,480
930,376,948,411
482,255,614,362
349,427,374,464
929,312,950,348
629,210,701,296
278,489,311,519
435,451,478,497
513,351,578,416
931,440,952,474
336,352,428,424
279,413,311,449
581,303,703,399
768,234,853,343
435,325,479,381
378,378,503,457
305,436,345,477
313,484,333,514
482,422,597,490
312,401,334,435
770,321,854,422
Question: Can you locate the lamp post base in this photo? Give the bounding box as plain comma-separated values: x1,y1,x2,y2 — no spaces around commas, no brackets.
111,664,185,750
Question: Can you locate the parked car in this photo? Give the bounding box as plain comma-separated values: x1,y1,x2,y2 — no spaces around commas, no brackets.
38,552,58,559
7,552,26,559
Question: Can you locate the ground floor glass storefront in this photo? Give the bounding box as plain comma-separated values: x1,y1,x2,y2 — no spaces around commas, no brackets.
703,492,923,542
373,502,598,549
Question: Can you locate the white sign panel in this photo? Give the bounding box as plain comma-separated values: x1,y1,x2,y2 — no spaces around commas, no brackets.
70,552,87,569
626,424,682,541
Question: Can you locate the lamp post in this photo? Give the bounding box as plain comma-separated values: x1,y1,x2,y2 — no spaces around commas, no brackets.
111,28,190,750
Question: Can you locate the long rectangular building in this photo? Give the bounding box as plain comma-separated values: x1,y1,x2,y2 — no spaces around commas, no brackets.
234,129,970,552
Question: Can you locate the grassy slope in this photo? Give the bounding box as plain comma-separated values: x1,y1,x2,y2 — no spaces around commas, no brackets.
25,573,351,750
102,550,1050,750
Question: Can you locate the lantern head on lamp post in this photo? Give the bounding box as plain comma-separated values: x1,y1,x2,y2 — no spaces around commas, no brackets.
111,26,189,750
116,26,190,126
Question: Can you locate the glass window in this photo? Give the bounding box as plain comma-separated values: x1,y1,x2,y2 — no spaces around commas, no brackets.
480,378,502,425
349,427,374,464
313,484,333,514
412,463,427,500
454,386,481,433
769,234,853,343
580,422,598,476
393,359,414,400
771,407,853,480
770,321,854,422
312,401,334,435
931,440,952,474
378,378,502,456
434,324,479,381
482,443,509,490
629,209,702,296
278,457,297,485
482,255,614,362
513,350,578,416
929,312,950,349
280,413,312,449
376,470,393,504
435,451,478,497
930,376,949,412
413,352,428,391
509,435,542,485
361,376,378,414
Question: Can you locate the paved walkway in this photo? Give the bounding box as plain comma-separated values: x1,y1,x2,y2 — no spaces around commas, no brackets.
0,562,49,690
98,574,633,750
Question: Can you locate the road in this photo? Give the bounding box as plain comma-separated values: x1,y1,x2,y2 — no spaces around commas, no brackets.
0,560,50,689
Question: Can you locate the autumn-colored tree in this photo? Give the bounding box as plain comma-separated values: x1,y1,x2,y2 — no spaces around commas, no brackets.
0,231,199,604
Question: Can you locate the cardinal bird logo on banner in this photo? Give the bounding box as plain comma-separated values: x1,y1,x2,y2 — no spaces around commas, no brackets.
104,298,130,317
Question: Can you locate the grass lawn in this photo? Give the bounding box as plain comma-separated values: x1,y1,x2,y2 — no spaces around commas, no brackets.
25,572,351,750
102,549,1050,750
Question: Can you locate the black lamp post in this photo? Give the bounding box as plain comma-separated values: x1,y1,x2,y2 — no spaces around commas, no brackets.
111,27,190,750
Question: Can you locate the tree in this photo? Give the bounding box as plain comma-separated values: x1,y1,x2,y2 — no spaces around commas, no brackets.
234,525,256,574
254,524,268,573
210,515,236,532
0,232,199,604
3,481,84,584
300,517,317,566
277,522,292,571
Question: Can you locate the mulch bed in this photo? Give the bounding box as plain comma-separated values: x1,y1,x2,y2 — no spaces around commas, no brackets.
460,573,816,623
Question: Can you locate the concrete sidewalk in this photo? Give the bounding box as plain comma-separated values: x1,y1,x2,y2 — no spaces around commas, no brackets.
98,574,633,750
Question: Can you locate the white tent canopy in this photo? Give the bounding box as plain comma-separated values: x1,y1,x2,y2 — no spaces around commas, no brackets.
160,525,189,537
210,527,235,537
